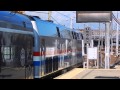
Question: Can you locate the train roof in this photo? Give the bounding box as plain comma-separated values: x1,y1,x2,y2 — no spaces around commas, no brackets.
32,16,71,37
32,16,71,29
31,16,80,33
32,16,82,39
0,11,33,31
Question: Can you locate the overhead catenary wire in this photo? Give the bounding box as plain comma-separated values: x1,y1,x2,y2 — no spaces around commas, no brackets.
29,11,48,14
51,16,61,25
51,16,70,29
112,13,120,26
56,11,71,19
55,11,76,19
28,11,76,22
27,11,77,29
27,11,68,28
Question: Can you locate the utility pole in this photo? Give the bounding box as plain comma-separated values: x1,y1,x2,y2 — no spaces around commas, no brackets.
98,23,101,48
110,22,113,54
70,17,73,29
116,11,119,56
48,11,52,20
105,22,110,69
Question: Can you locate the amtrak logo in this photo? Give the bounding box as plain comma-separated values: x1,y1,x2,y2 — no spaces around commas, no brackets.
20,48,25,66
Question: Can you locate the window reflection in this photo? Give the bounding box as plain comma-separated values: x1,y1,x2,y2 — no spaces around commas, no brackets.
2,46,13,60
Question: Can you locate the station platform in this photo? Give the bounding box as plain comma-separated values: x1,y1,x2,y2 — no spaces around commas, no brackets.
54,68,85,79
54,67,120,79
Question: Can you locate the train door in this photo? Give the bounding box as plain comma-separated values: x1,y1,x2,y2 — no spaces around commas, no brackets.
64,39,68,67
69,39,73,66
71,39,76,65
65,39,72,67
56,38,65,69
59,43,62,68
40,38,46,76
24,35,33,79
44,36,56,75
56,27,63,69
53,39,59,71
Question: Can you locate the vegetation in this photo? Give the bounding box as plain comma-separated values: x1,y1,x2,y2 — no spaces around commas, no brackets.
10,11,25,14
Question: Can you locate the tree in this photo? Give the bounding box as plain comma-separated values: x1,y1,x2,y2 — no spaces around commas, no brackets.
10,11,25,14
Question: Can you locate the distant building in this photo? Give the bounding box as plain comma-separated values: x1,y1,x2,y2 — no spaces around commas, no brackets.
79,29,120,40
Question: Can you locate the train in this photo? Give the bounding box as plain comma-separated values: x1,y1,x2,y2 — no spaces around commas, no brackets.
0,11,83,79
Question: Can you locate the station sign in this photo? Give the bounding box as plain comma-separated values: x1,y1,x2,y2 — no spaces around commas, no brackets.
76,11,112,22
83,27,92,44
88,47,98,59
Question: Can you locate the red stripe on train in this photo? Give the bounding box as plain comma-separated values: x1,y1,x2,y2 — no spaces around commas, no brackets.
33,52,41,56
33,48,82,56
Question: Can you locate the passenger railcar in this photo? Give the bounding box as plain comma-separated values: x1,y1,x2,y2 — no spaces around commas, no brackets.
0,11,83,79
0,11,34,79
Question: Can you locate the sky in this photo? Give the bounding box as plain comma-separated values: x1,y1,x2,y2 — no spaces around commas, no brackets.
25,11,119,30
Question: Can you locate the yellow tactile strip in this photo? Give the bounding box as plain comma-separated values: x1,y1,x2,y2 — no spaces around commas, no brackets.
54,68,85,79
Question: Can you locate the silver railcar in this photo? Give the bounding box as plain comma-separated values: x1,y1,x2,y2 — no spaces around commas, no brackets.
0,11,83,79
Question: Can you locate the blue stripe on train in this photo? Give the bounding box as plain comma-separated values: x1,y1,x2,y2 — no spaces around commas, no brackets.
33,61,41,66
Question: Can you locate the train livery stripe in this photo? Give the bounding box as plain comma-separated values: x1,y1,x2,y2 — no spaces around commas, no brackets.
0,27,33,35
33,61,41,66
32,48,82,57
33,51,82,66
33,56,40,61
33,51,41,66
33,52,41,56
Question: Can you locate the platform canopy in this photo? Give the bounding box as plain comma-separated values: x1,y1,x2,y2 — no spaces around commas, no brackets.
76,11,112,23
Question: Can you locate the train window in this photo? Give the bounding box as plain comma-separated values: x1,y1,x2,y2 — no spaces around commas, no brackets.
74,32,76,39
68,31,72,39
81,34,83,39
23,21,26,28
33,16,41,19
80,33,82,40
76,33,78,40
77,33,79,39
76,33,79,40
59,29,71,39
72,31,74,39
74,32,75,39
28,16,35,21
1,46,13,60
79,33,81,39
74,32,77,40
77,33,81,40
56,27,61,38
65,30,71,39
32,37,34,47
68,30,72,39
75,32,77,39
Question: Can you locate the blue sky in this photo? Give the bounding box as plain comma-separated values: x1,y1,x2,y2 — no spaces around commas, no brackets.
25,11,119,30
